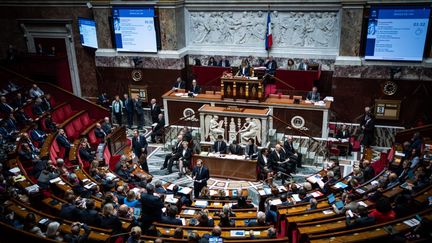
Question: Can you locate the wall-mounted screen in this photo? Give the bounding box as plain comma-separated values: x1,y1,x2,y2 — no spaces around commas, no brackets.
112,6,157,53
365,6,430,61
78,18,98,49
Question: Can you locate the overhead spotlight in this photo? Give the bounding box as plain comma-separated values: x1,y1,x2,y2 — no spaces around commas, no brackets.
86,2,93,9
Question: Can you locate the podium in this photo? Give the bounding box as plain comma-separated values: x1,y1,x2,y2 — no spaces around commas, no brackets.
221,75,263,101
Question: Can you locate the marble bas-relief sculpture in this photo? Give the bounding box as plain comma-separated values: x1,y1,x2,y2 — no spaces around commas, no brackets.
189,11,339,49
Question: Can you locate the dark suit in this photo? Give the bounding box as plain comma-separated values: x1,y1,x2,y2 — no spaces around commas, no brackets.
207,60,218,66
56,134,71,158
257,153,269,172
189,85,201,94
123,97,134,128
346,216,375,229
12,97,26,109
360,115,375,147
132,135,148,158
161,215,182,226
97,94,109,108
218,60,230,67
94,127,106,140
173,81,185,89
306,91,320,102
284,140,302,167
150,103,161,124
178,148,192,167
134,98,144,129
59,203,80,221
44,117,57,132
228,144,242,155
15,111,31,126
212,140,227,154
79,146,94,162
140,192,164,228
32,103,44,116
245,144,258,157
0,102,14,114
192,165,210,198
100,215,122,233
265,60,277,75
41,97,52,111
80,208,101,227
30,129,45,144
238,65,251,77
336,129,352,155
151,118,165,142
101,122,112,134
164,140,182,171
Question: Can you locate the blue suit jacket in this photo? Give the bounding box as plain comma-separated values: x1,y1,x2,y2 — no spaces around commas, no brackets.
56,135,71,149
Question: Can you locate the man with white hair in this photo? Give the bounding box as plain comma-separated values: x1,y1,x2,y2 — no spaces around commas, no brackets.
189,79,201,94
247,211,267,227
149,98,161,124
101,117,112,134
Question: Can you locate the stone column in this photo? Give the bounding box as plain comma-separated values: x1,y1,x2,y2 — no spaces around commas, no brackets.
335,2,364,66
158,0,186,50
92,4,113,49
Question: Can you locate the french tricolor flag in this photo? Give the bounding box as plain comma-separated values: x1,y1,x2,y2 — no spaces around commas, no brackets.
265,11,273,51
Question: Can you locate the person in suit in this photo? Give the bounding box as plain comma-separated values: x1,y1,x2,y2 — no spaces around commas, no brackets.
178,141,192,178
100,203,122,233
336,124,352,155
161,205,182,225
284,135,303,168
360,106,375,147
79,199,101,227
56,128,72,158
15,108,32,126
44,113,57,132
173,77,186,90
162,135,183,173
94,123,106,141
345,205,375,229
218,57,230,67
11,93,26,109
59,193,80,221
244,138,258,158
298,59,309,71
134,96,144,130
29,124,47,145
79,140,95,163
41,94,52,111
192,159,210,198
132,129,148,158
264,56,277,76
149,98,161,124
237,59,251,77
151,113,165,143
362,160,375,182
207,56,218,66
189,79,201,94
140,184,164,229
111,95,123,126
228,140,242,155
97,92,110,108
212,135,227,154
257,148,270,178
4,114,18,132
29,84,45,98
64,222,91,243
101,117,112,134
306,86,320,102
0,96,14,114
123,93,134,128
32,98,45,117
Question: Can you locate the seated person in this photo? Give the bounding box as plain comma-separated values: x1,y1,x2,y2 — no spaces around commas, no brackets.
29,84,45,98
264,56,277,76
99,203,122,233
56,129,73,159
94,122,106,141
244,138,258,158
32,98,44,116
44,113,57,132
207,56,218,66
79,199,101,227
345,205,375,229
29,124,47,146
232,196,254,209
79,140,95,165
247,211,268,227
97,92,110,108
101,117,112,134
172,77,185,90
161,205,182,225
0,96,14,114
228,140,242,155
236,58,251,77
11,93,27,109
151,113,165,143
368,197,396,224
189,79,201,94
306,86,320,102
177,141,192,178
287,58,296,70
336,124,352,156
219,56,230,67
15,108,33,126
298,58,309,70
212,135,227,154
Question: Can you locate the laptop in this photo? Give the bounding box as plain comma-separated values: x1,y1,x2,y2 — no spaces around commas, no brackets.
327,193,336,204
335,200,344,210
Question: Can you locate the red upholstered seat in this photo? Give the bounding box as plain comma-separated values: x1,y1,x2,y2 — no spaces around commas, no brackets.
24,105,34,119
50,146,57,163
88,129,98,145
49,96,56,107
350,137,361,152
52,139,60,153
65,124,76,139
55,108,65,123
104,146,121,170
80,112,91,127
63,104,73,117
265,84,277,96
40,117,48,131
77,145,90,171
72,117,83,134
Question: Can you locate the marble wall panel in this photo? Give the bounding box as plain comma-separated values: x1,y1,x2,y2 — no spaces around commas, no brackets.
339,8,363,56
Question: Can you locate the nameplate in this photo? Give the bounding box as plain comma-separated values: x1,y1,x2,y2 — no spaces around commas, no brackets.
224,106,245,112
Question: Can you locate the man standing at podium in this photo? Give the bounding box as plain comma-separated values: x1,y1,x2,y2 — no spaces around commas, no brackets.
192,159,209,198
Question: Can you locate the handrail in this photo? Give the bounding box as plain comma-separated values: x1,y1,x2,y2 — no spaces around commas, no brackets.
271,75,295,90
